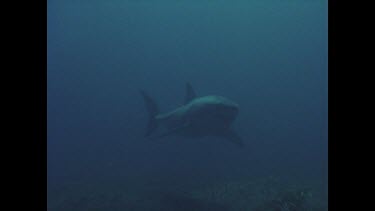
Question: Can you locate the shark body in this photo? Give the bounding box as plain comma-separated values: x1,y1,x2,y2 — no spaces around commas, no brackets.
140,83,244,147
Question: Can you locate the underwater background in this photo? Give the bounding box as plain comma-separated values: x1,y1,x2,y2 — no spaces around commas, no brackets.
47,0,327,210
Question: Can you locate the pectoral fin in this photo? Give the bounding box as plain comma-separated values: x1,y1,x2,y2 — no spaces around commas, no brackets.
218,129,245,147
151,124,191,139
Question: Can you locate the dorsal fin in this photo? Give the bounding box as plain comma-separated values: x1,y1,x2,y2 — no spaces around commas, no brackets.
184,82,196,104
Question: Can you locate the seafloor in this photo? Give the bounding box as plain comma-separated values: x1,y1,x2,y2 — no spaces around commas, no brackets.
48,176,327,211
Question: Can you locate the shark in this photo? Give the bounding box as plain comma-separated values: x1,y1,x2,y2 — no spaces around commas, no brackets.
140,83,244,147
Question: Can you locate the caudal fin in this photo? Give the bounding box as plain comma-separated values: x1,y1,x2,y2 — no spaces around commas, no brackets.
140,90,159,136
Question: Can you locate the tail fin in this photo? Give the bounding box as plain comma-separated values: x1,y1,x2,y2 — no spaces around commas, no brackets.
140,90,159,136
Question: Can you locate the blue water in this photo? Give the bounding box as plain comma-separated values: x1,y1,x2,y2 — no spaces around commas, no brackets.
48,0,327,210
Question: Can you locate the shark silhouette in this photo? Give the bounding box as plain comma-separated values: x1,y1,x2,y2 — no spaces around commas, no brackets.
140,83,244,147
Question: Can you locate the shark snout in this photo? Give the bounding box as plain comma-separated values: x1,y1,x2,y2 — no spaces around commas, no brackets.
217,100,238,112
212,103,238,120
222,105,238,116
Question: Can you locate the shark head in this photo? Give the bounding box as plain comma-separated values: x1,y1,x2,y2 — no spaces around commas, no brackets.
187,95,239,127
